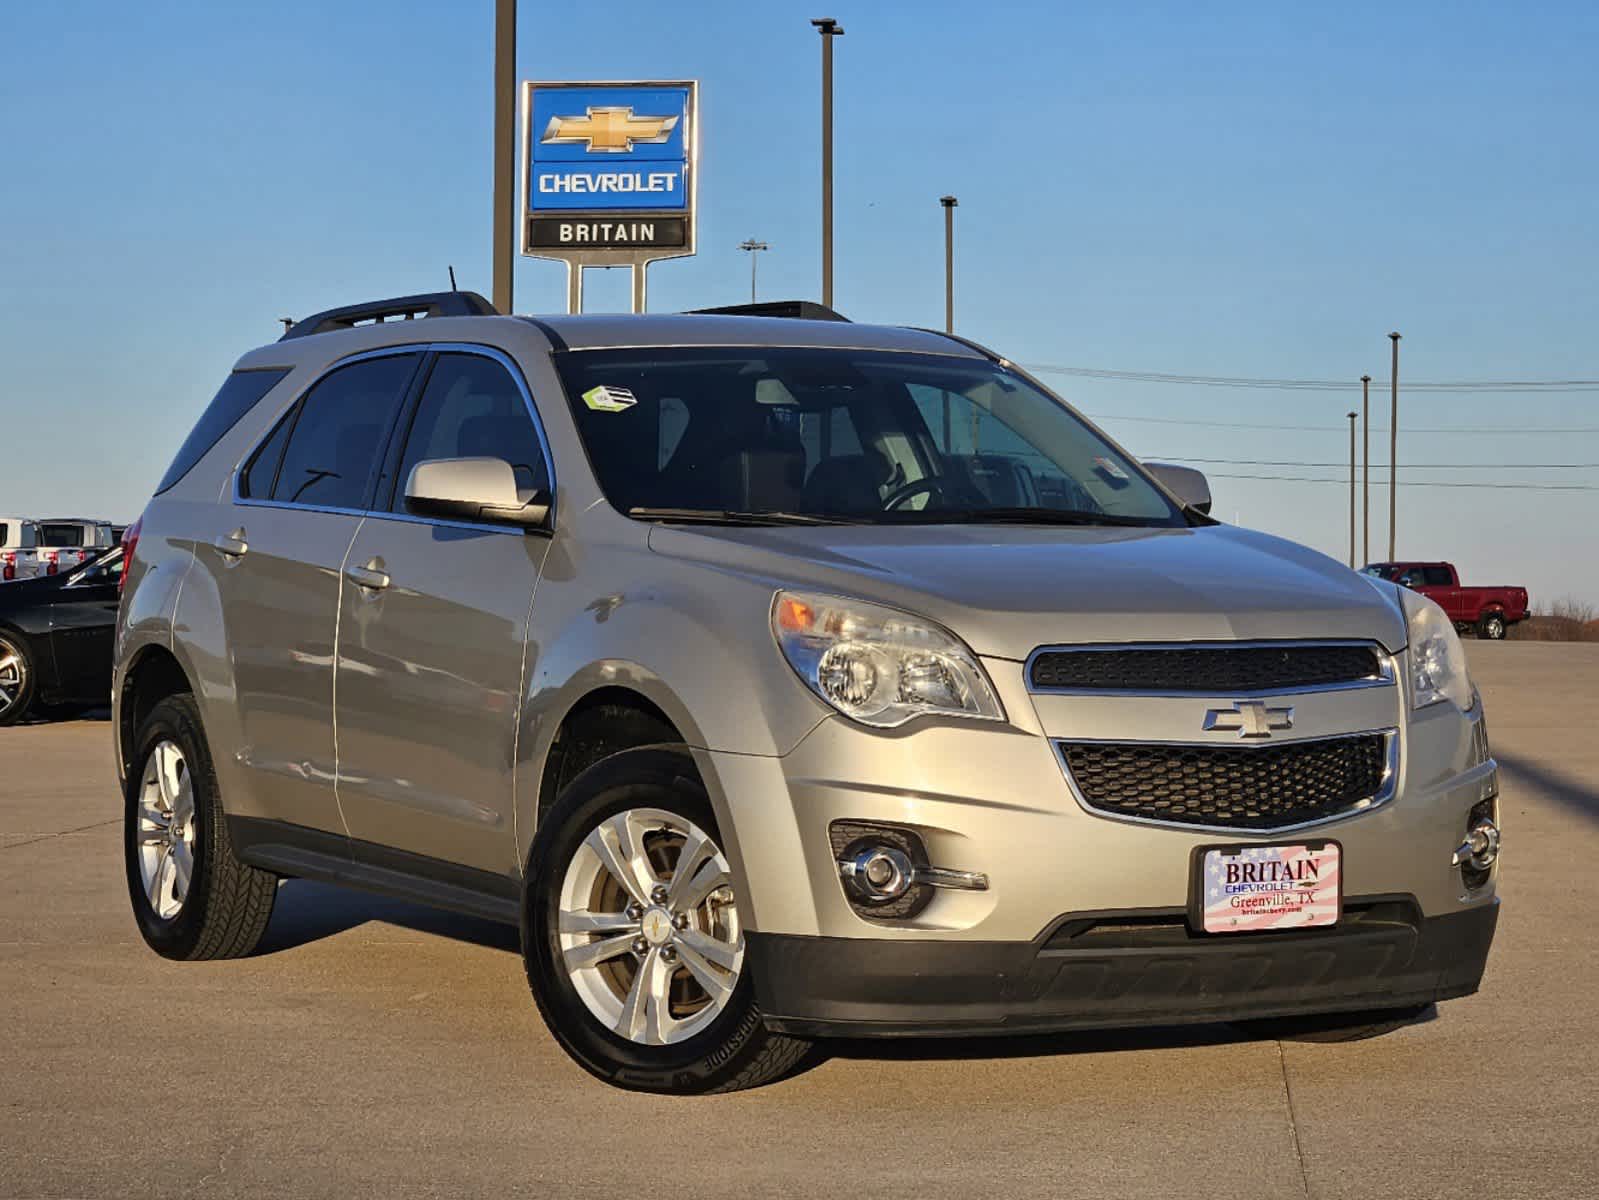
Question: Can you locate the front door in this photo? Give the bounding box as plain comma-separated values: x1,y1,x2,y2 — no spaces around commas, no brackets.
334,350,553,876
208,350,422,835
42,551,122,704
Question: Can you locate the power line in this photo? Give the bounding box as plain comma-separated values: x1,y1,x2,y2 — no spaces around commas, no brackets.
1027,363,1599,393
1207,472,1599,492
1085,412,1599,434
1156,457,1599,470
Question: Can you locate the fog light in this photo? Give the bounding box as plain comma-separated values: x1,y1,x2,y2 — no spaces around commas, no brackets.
840,845,913,904
1453,817,1500,873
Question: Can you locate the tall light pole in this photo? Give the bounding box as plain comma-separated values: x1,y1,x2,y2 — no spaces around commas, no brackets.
940,195,958,332
812,18,843,308
491,0,516,315
1347,411,1358,568
1360,374,1371,565
939,195,958,452
738,239,769,303
1388,332,1401,560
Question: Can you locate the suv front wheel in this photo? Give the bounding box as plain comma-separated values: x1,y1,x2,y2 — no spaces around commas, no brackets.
523,748,811,1093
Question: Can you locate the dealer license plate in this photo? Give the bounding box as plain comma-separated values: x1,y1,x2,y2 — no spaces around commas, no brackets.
1194,841,1342,934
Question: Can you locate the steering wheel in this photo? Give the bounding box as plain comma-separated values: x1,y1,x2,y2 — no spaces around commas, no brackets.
881,477,950,511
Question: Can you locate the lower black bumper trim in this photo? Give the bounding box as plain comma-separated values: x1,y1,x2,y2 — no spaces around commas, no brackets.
748,900,1498,1039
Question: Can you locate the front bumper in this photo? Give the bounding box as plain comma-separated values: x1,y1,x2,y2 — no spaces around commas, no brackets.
750,897,1498,1038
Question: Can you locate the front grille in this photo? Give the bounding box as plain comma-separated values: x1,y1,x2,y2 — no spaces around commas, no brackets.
1029,643,1384,693
1059,733,1391,830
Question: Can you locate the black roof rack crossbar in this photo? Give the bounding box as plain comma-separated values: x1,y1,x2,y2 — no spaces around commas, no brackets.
685,300,849,322
279,291,498,341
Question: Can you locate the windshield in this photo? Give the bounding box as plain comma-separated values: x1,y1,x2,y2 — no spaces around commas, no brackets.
1361,564,1401,580
555,348,1184,526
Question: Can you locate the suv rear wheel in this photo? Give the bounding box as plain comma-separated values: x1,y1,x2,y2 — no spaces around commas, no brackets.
523,748,811,1093
124,694,278,959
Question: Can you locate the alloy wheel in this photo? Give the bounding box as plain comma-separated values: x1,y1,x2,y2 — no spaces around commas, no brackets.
556,807,743,1046
135,740,198,920
0,638,26,719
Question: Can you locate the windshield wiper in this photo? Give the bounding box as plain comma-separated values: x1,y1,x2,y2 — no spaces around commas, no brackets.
627,507,847,526
880,507,1162,527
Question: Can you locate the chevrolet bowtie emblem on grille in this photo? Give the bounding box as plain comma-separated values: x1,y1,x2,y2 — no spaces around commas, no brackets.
1203,701,1295,739
541,107,679,153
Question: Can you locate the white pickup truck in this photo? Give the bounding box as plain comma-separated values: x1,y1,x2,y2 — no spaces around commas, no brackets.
0,518,115,581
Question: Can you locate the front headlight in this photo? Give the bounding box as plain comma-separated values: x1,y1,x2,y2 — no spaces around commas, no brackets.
771,590,1005,728
1399,587,1474,711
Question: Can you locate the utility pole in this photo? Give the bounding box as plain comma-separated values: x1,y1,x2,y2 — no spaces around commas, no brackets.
1347,411,1358,568
940,195,958,332
491,0,516,315
1360,374,1371,565
812,18,843,308
738,239,769,303
1388,332,1401,560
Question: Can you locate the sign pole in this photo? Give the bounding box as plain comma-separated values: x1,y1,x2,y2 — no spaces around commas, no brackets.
492,0,516,314
566,263,584,315
631,264,647,314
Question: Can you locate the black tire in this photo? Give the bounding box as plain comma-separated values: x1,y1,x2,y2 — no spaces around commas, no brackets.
0,631,36,726
1239,1003,1429,1044
124,693,278,960
1477,612,1507,640
523,747,812,1094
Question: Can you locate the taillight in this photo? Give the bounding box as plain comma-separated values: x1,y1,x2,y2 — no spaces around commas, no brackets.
44,551,58,576
2,552,13,582
119,517,142,594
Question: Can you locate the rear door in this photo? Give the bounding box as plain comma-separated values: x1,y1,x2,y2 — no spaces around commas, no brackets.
333,349,554,876
208,350,422,835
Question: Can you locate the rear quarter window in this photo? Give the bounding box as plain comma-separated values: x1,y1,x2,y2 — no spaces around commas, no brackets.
155,368,292,495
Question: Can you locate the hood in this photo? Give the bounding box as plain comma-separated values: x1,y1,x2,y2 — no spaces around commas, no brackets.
647,522,1407,660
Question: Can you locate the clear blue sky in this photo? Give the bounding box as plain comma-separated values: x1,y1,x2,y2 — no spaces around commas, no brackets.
3,1,1596,605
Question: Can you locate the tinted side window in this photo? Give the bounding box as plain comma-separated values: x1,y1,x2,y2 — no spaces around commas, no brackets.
1423,566,1454,586
272,354,419,510
240,409,295,499
390,354,548,512
156,368,291,495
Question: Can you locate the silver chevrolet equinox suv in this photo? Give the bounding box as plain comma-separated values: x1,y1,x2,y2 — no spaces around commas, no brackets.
116,291,1500,1093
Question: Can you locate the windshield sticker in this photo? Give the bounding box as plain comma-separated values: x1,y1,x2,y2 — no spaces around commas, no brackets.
583,385,638,413
1093,456,1130,481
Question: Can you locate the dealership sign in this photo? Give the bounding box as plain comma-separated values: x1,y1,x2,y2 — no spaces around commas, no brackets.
522,80,698,309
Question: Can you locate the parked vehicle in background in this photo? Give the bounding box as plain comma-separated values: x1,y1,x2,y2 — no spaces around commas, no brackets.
115,292,1500,1094
1361,561,1528,640
1,518,44,582
34,519,117,576
0,546,121,724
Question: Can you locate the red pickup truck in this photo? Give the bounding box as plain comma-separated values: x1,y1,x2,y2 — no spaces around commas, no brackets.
1361,561,1529,640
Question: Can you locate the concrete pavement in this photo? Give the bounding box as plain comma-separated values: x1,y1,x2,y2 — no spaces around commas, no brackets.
2,642,1595,1198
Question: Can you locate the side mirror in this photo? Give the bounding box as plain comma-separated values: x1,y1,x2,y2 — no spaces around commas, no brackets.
1144,462,1213,515
404,457,551,530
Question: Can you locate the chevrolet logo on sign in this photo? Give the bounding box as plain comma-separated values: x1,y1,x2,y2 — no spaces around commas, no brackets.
541,107,680,153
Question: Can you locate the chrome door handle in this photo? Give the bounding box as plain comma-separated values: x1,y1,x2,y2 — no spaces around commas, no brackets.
346,561,390,592
212,529,248,560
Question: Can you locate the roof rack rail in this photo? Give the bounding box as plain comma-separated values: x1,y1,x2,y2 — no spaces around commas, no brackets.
279,291,498,341
685,300,849,322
